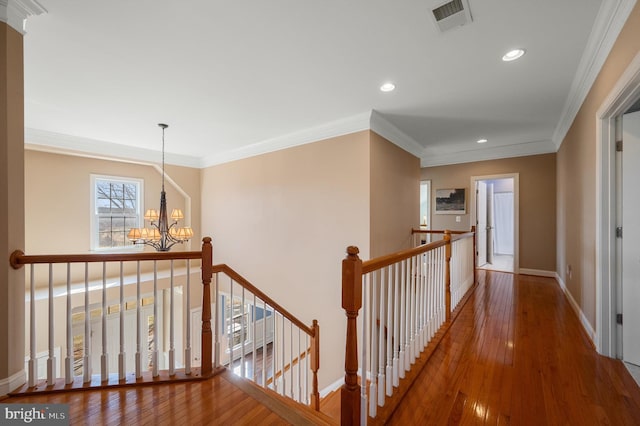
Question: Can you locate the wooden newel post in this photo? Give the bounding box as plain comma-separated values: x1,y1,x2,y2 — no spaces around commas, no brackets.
444,231,452,322
341,246,363,426
310,319,320,411
201,237,213,377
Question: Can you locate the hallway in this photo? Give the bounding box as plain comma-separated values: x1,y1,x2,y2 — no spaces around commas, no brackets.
388,270,640,425
4,271,640,424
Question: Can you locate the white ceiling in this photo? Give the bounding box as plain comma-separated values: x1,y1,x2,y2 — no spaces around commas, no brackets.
21,0,624,168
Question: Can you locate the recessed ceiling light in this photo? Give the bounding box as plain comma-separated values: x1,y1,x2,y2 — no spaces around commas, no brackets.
502,49,525,62
380,82,396,92
477,138,488,144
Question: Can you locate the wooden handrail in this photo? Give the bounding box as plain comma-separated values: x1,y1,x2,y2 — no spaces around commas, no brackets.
411,228,469,235
10,249,202,269
211,264,315,337
362,239,447,274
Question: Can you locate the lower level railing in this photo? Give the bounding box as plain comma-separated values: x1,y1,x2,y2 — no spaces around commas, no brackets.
9,238,319,410
341,229,476,425
212,264,320,408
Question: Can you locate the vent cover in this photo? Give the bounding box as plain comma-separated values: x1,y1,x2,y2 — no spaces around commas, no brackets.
430,0,473,33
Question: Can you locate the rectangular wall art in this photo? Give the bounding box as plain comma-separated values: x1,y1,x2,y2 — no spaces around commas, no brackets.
435,188,466,214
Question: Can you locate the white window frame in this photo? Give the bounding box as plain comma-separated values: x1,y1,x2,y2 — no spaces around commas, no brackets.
90,174,144,252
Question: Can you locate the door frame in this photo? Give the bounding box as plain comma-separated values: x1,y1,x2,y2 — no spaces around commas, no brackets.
596,51,640,357
470,174,520,273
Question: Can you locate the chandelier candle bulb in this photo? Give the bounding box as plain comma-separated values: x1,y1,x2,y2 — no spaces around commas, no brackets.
128,123,192,251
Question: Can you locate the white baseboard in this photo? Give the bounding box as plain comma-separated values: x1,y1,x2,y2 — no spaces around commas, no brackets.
519,268,557,277
319,376,344,398
555,273,596,344
0,370,26,396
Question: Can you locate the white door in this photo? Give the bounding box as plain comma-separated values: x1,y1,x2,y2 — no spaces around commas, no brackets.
486,182,495,265
476,181,487,266
622,109,640,365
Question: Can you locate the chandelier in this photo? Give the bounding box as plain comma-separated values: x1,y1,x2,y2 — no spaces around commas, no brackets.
127,123,193,251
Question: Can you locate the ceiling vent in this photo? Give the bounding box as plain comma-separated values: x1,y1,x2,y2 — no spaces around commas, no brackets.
430,0,473,33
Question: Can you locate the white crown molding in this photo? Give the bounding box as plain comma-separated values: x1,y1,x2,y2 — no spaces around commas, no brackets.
421,139,556,167
201,112,371,167
552,0,637,149
0,0,46,34
369,110,425,159
25,127,202,168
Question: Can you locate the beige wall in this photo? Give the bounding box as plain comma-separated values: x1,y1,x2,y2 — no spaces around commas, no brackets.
0,22,26,384
201,131,372,389
25,150,201,255
370,132,420,257
557,2,640,329
422,153,557,271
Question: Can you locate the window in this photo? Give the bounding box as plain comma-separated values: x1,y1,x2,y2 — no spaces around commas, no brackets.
91,175,143,250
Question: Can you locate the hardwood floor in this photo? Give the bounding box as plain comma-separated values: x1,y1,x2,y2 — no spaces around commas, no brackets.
4,369,335,425
388,270,640,425
5,270,640,425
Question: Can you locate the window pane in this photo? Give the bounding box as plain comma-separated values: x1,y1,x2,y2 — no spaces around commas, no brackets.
98,218,112,232
111,217,125,232
94,177,141,249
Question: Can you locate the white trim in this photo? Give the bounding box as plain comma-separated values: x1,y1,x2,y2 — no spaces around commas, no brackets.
555,273,596,345
470,173,520,274
518,268,556,278
0,369,26,396
370,110,425,159
422,140,556,167
595,50,640,356
0,0,46,34
553,0,638,148
319,376,344,399
200,112,371,167
25,128,202,168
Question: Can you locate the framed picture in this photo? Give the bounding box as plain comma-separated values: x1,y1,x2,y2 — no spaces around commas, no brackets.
435,188,466,214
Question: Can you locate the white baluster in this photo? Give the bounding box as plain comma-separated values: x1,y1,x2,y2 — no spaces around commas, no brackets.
398,260,406,377
101,262,108,382
393,263,400,386
152,261,159,377
290,320,294,398
47,263,56,386
386,266,393,396
65,263,72,384
229,279,234,371
272,311,278,392
29,264,36,387
369,272,377,418
360,274,369,422
378,269,386,407
281,313,285,396
118,262,125,380
84,263,91,383
262,299,267,388
409,256,416,364
185,261,191,375
252,293,257,382
240,286,245,378
214,272,220,368
169,260,175,376
297,328,301,403
135,261,142,379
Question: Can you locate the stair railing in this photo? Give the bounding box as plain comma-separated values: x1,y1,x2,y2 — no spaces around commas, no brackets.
211,264,320,410
341,228,476,425
10,237,319,411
